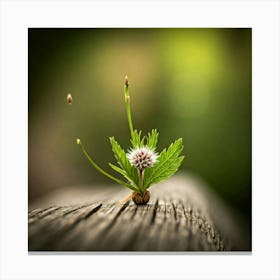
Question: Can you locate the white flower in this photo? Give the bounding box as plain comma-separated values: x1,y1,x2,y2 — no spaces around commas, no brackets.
127,146,158,171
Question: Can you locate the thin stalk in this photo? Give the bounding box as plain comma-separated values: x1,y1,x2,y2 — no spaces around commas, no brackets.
124,76,134,140
77,139,136,191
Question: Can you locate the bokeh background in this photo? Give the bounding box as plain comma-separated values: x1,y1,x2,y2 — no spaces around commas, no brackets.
28,28,251,227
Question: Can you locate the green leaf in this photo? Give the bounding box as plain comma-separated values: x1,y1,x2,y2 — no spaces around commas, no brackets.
143,138,184,189
130,129,145,148
108,163,138,191
109,137,139,188
146,129,159,150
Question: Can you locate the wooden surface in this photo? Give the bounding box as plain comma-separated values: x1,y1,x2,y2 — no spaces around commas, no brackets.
28,174,250,251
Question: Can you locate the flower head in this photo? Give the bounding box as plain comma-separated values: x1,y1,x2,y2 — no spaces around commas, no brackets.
127,146,158,171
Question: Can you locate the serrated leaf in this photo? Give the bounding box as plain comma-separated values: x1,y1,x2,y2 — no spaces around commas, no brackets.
146,129,159,150
143,138,184,189
108,163,138,191
130,130,145,148
109,137,139,187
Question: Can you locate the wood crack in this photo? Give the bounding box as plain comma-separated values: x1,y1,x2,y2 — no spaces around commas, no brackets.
29,203,102,250
150,199,159,224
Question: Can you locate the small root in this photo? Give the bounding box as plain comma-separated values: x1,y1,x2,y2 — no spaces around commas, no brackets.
119,193,133,205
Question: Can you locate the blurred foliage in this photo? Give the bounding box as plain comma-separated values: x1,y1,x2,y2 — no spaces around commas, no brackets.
29,28,251,222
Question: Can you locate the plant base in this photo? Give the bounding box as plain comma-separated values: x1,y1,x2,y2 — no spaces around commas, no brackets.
132,190,150,205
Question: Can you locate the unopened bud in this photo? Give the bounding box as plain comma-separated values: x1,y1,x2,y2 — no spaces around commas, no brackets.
67,93,73,105
76,138,81,145
124,76,129,88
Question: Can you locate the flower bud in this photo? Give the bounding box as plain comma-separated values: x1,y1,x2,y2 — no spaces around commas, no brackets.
124,75,129,88
67,93,72,105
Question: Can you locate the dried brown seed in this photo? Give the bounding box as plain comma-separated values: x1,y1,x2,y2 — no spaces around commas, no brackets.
132,190,150,205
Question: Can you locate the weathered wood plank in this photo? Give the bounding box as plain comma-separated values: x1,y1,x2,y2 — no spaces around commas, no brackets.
28,174,250,251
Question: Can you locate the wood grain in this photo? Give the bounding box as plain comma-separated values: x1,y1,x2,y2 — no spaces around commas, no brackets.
28,174,251,251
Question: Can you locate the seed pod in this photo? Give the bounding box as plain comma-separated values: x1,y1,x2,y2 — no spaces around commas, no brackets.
132,190,150,205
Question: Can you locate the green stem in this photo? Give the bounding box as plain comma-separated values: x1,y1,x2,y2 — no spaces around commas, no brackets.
138,169,144,193
124,81,134,140
77,139,135,191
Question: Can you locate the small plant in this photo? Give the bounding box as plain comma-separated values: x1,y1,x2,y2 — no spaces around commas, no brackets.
76,76,184,205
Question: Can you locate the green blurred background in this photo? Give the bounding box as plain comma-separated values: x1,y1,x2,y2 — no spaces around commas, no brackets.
28,28,251,224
